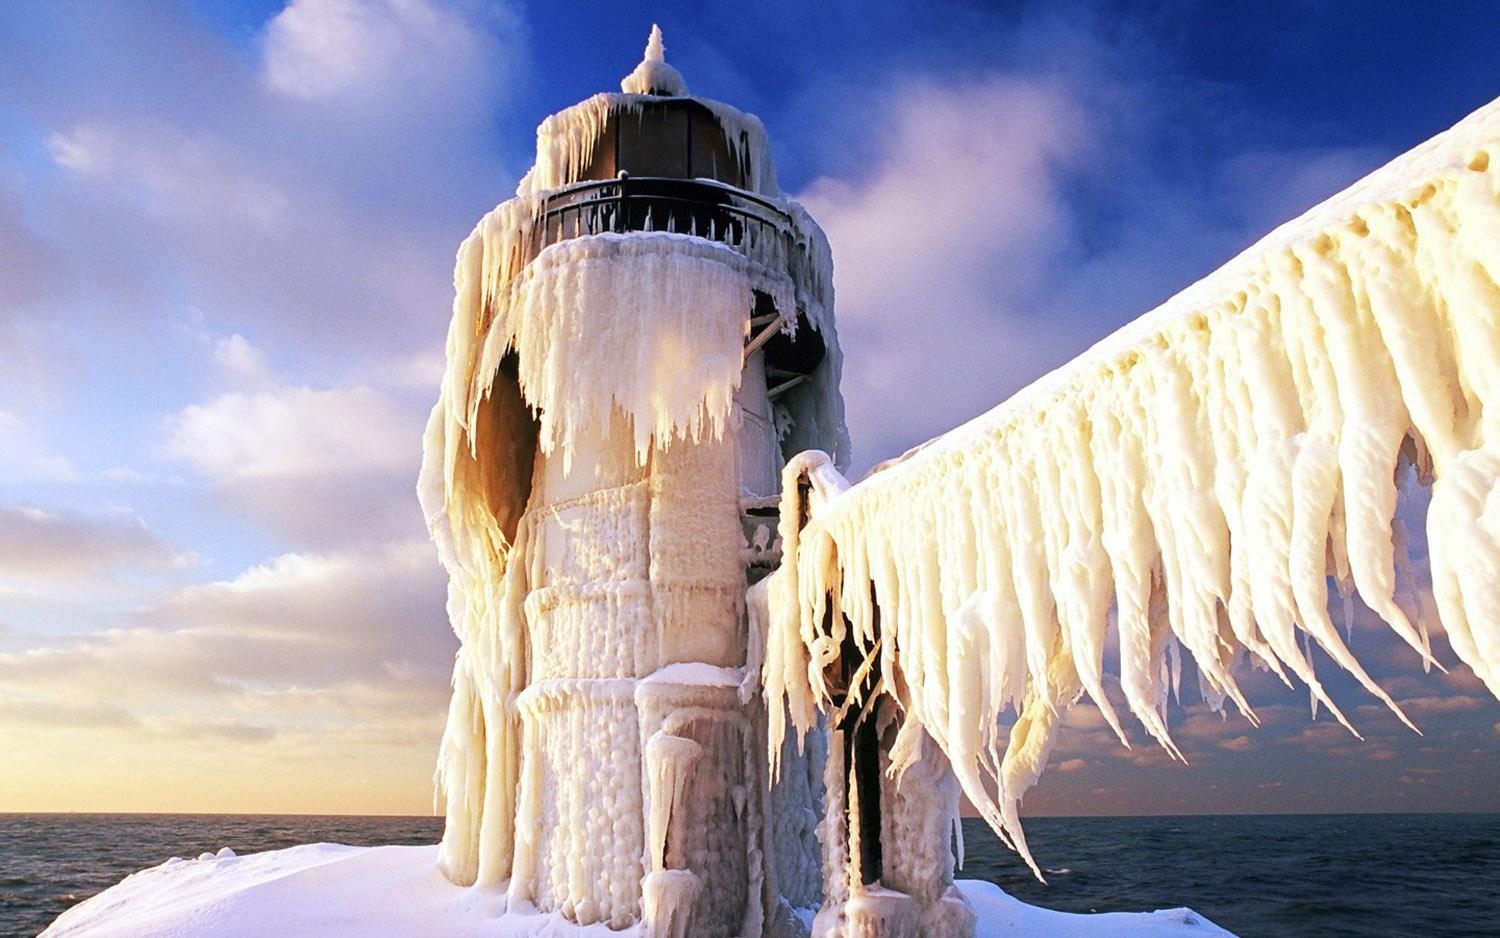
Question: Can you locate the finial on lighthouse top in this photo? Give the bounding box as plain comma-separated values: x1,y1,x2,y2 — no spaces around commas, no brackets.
621,24,688,96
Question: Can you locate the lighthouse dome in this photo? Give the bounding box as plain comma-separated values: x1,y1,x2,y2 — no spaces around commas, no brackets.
521,27,779,197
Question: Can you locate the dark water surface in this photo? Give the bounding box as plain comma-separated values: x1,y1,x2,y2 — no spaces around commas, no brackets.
958,813,1500,938
2,812,1496,937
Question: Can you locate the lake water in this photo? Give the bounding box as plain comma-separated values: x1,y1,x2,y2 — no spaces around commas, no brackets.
3,812,1496,937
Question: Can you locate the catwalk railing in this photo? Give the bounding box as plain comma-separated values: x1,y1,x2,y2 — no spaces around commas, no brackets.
526,175,798,275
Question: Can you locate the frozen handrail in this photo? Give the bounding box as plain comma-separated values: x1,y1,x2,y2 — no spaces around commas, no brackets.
525,175,797,273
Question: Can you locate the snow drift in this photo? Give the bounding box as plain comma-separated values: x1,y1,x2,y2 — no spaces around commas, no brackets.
40,844,1235,938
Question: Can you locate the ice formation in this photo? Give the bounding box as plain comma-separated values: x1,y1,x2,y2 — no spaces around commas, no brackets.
765,95,1500,880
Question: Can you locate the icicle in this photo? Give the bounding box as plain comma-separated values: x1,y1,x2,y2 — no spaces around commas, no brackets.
953,813,965,871
646,732,703,872
766,92,1500,881
1338,579,1356,643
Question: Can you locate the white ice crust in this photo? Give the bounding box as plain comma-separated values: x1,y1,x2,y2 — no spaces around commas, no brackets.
766,95,1500,878
485,233,754,468
41,843,1236,938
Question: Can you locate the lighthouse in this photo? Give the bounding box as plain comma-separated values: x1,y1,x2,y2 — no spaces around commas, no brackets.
418,27,867,935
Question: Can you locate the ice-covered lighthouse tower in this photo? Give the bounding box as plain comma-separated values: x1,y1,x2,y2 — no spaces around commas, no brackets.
419,28,853,935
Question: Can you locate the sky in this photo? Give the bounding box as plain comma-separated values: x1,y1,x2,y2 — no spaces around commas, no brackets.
2,0,1500,817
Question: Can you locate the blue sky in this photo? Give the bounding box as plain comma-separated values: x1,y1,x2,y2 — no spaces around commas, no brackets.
2,0,1499,815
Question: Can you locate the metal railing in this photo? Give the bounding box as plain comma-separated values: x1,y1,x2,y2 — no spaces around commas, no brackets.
527,175,796,272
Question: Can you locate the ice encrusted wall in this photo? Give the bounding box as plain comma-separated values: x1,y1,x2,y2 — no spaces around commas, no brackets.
767,95,1500,883
422,231,828,933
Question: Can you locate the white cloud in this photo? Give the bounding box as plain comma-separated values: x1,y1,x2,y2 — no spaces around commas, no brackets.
0,504,192,582
798,78,1093,469
1397,694,1486,716
47,131,94,172
34,2,527,374
212,333,272,385
1218,147,1384,239
147,716,279,744
0,699,141,730
49,123,292,230
803,80,1083,278
162,386,420,480
261,0,506,110
47,118,452,356
0,186,66,331
367,348,448,392
0,411,77,483
793,65,1388,473
159,384,430,547
145,541,448,668
0,535,452,811
0,541,451,709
